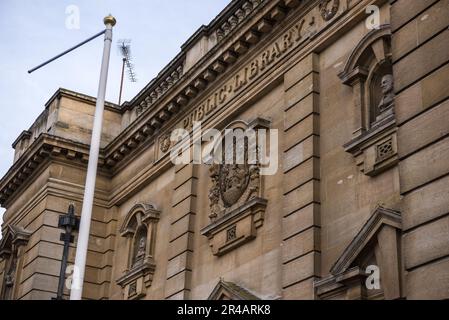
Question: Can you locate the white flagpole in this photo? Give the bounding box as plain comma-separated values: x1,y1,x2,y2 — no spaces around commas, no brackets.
70,15,116,300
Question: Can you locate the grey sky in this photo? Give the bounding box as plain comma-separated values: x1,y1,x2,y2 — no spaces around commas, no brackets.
0,0,230,226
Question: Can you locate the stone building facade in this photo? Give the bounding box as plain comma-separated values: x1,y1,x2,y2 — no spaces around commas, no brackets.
1,0,448,300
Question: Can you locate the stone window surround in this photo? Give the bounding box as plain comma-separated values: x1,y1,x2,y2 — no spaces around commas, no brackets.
314,206,402,300
116,203,160,300
0,225,31,300
338,24,398,176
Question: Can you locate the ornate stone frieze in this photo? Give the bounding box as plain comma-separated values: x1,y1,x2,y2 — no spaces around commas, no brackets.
181,18,307,131
377,74,394,115
135,65,183,117
216,0,267,42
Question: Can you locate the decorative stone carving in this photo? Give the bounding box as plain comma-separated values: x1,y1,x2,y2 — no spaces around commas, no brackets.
247,165,260,200
242,2,253,15
319,0,339,21
202,197,267,256
133,233,147,266
135,62,184,116
159,133,171,153
378,74,394,114
251,0,261,7
0,225,31,300
208,160,259,221
220,164,249,207
216,29,225,41
201,118,270,256
215,0,268,43
208,165,221,220
226,226,237,242
116,203,160,300
3,255,17,300
235,9,245,22
344,122,398,177
222,22,231,35
376,138,394,162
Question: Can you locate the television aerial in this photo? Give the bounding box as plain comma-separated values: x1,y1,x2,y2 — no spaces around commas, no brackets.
117,39,137,105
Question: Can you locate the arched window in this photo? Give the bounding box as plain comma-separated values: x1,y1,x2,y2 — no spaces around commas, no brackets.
116,203,160,300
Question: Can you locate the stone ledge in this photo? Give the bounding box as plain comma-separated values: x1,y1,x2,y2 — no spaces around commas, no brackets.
344,115,398,177
200,197,267,256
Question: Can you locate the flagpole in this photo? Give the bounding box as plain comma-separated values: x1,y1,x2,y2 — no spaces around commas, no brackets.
70,15,116,300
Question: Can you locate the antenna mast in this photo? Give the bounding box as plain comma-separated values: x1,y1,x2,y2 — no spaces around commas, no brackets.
117,39,137,105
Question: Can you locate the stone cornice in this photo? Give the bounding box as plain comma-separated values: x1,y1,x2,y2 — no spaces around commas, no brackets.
103,0,304,169
0,134,107,206
127,0,269,110
204,0,269,46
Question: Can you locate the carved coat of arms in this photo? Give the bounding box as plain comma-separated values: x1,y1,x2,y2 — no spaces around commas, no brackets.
209,162,260,221
202,119,269,256
219,164,249,207
207,121,266,221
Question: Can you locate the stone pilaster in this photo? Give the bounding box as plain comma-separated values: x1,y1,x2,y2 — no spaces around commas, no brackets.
164,163,197,299
391,0,449,299
281,53,321,299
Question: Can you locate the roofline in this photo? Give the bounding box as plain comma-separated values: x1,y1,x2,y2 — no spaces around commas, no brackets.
127,0,247,108
11,130,31,149
45,87,122,112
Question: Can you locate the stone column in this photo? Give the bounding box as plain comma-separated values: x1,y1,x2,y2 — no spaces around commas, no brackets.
350,77,367,138
281,53,321,299
164,163,197,299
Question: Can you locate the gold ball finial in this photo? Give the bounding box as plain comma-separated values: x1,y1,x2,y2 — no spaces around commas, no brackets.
103,14,116,26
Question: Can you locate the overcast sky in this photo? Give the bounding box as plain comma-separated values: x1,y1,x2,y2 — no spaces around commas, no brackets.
0,0,230,227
